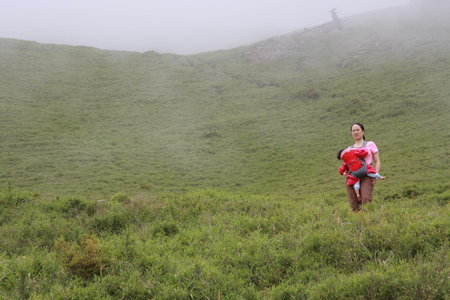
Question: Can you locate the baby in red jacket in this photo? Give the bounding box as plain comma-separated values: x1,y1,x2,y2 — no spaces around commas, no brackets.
337,148,385,200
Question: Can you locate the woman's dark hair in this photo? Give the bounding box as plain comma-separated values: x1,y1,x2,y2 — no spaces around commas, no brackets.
351,122,366,140
337,149,345,160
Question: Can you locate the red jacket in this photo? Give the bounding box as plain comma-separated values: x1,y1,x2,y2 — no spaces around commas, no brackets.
339,148,376,186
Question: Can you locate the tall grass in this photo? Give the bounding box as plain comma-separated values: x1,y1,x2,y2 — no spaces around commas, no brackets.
0,188,448,298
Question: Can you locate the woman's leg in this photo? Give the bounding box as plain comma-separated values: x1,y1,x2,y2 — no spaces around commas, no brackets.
346,184,361,212
359,176,375,204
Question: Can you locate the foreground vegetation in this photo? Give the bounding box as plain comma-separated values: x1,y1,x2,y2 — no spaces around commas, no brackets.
0,184,448,299
0,2,449,299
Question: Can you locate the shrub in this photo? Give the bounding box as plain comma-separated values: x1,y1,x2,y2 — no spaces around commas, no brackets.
0,251,65,298
0,188,38,207
292,88,320,101
426,190,450,206
307,260,448,300
269,282,308,300
0,212,76,255
300,230,368,272
54,234,109,279
90,211,128,234
60,196,95,217
152,221,179,237
401,185,420,198
111,192,130,203
101,273,153,299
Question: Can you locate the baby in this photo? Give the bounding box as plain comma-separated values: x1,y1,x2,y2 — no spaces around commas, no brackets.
337,148,385,200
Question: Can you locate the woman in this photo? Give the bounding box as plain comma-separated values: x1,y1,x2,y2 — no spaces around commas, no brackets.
343,123,381,212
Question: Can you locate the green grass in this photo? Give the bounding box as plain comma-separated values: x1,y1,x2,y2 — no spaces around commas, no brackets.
0,4,449,299
0,187,448,298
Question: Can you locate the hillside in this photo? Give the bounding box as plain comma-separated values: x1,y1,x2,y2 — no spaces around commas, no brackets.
0,3,449,298
0,4,449,198
1,5,449,199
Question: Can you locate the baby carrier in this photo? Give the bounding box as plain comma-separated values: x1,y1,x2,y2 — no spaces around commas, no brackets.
342,141,368,179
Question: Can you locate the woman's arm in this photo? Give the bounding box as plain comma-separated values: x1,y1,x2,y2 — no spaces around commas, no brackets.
372,151,381,173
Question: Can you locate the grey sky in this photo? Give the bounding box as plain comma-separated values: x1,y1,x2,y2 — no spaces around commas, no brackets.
0,0,409,54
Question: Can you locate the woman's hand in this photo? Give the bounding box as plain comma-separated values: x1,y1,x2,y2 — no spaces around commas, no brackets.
343,171,349,177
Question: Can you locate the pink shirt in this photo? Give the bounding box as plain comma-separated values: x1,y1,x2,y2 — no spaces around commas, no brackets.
347,141,378,165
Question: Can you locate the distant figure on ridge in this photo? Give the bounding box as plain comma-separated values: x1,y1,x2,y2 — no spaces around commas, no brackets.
329,8,343,30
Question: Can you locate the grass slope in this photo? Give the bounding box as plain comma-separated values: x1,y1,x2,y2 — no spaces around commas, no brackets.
1,7,449,198
0,3,449,299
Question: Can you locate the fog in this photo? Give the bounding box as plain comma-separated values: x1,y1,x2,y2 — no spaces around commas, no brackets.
1,0,408,54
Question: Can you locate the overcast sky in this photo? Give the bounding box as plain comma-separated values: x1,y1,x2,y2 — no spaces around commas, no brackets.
0,0,409,54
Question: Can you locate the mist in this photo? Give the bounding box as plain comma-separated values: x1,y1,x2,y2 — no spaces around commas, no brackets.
1,0,409,54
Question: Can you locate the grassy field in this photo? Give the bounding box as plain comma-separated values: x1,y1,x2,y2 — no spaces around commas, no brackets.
0,3,449,299
0,187,448,299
